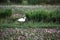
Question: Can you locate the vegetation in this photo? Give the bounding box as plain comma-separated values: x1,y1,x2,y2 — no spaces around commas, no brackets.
25,8,60,23
10,0,22,4
44,32,57,40
0,0,60,5
0,7,60,28
0,21,60,28
27,0,43,5
0,9,12,18
0,28,59,40
0,0,60,40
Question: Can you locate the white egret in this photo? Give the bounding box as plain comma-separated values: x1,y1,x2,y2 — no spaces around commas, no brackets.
17,17,26,22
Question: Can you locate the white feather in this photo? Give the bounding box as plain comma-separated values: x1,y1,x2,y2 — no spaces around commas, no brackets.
17,17,26,22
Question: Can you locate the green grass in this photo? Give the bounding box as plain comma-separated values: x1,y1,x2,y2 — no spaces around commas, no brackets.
0,20,60,28
0,9,12,18
25,8,60,22
0,7,60,28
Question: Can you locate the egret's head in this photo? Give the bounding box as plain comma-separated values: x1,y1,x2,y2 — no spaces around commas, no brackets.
24,17,26,19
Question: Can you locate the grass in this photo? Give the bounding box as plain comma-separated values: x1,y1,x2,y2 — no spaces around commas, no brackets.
25,8,60,22
0,7,60,28
0,9,12,18
0,19,60,28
